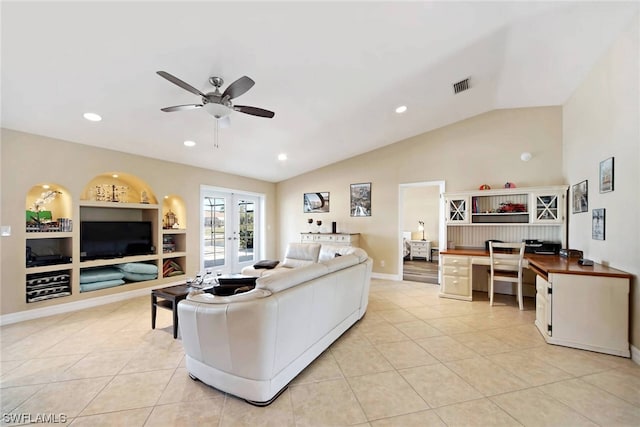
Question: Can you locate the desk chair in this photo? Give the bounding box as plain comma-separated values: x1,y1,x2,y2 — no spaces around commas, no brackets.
489,242,526,310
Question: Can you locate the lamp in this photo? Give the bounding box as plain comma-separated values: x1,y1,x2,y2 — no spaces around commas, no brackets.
418,221,425,241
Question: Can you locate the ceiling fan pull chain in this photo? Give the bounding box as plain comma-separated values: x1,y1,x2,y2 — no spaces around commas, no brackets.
213,119,219,149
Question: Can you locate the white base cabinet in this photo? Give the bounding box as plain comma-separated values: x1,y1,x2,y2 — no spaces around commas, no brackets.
439,255,471,301
535,273,630,357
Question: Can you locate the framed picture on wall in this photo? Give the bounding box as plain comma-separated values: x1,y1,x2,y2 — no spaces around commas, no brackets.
592,208,605,240
350,182,371,217
599,157,614,193
572,180,588,214
303,192,330,213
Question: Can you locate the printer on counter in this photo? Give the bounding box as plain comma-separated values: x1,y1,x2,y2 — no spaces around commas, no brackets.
523,239,561,255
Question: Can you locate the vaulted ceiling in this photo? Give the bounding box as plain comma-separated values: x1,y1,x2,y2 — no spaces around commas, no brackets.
2,2,637,182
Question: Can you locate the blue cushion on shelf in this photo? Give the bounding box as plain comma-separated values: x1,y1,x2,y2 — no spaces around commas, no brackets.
79,267,124,284
79,279,125,292
122,271,157,282
116,262,158,275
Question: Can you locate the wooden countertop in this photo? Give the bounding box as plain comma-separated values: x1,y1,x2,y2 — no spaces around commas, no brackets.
441,249,632,279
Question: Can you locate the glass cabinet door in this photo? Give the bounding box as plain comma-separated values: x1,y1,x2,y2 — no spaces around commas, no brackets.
532,193,564,224
446,197,469,223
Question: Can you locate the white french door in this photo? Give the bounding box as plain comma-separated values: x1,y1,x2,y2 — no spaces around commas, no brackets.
201,188,261,274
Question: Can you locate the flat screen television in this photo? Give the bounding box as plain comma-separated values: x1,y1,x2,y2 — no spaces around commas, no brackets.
80,221,154,261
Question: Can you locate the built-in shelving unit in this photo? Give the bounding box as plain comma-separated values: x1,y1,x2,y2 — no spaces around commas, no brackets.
161,195,187,278
23,173,188,305
443,185,568,249
24,183,74,302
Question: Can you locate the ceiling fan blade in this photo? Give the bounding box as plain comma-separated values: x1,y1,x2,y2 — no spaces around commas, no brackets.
222,76,255,100
217,115,231,128
157,71,206,97
160,104,203,112
234,105,275,118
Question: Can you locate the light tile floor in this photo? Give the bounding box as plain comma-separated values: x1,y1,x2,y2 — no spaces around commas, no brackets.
1,279,639,426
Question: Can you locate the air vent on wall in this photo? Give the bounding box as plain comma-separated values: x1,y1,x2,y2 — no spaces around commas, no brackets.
453,78,470,94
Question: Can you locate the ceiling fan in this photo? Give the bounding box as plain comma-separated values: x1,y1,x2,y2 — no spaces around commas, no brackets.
156,71,275,126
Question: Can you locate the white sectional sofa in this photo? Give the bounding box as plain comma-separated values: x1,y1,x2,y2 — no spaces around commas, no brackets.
177,243,372,405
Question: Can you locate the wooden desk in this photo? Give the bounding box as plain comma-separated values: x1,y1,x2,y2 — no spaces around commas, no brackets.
439,249,631,357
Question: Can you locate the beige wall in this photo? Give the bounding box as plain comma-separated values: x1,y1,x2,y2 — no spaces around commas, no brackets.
0,129,277,316
563,16,639,348
402,186,440,243
276,107,564,275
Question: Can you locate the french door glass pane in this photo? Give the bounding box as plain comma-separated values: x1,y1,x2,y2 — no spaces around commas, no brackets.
237,199,255,264
204,196,225,268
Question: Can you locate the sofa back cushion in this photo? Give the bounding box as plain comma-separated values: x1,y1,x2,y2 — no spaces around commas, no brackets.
320,254,360,273
186,288,272,304
256,263,328,293
281,242,321,268
319,244,369,263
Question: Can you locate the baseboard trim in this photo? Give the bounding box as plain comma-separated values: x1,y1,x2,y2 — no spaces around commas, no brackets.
371,272,401,281
631,344,640,365
0,281,181,326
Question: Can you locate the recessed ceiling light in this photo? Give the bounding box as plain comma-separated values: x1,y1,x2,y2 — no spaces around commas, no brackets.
395,105,407,114
112,174,119,178
278,153,287,161
42,184,50,189
83,112,102,122
184,140,196,147
164,195,169,199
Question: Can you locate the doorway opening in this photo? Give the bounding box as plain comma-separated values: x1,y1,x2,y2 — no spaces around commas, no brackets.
399,181,445,284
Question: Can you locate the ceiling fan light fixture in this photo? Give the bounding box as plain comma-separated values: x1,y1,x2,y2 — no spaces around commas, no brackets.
202,102,232,118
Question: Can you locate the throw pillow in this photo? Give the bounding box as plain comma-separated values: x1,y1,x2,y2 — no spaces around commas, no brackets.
253,259,280,269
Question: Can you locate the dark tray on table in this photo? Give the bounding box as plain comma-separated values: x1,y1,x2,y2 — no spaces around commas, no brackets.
211,274,258,296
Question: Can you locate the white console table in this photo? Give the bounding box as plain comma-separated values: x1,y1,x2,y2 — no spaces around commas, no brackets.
300,233,360,247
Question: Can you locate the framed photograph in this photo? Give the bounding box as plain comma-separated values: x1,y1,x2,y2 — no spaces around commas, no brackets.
303,192,330,213
599,157,614,193
350,182,371,217
572,180,588,214
592,208,605,240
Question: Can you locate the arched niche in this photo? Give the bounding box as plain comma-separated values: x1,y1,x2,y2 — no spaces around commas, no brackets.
25,183,73,229
81,172,158,204
162,194,187,229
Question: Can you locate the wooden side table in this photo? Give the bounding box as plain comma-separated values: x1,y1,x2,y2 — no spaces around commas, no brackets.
151,275,257,338
151,284,203,338
430,247,439,262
